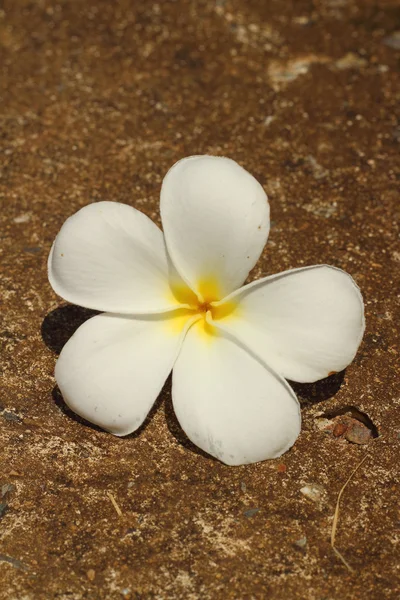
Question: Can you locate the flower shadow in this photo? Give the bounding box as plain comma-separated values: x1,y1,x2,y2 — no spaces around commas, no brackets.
42,304,99,355
289,370,346,405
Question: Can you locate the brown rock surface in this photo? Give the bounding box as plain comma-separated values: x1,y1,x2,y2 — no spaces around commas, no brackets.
1,0,399,598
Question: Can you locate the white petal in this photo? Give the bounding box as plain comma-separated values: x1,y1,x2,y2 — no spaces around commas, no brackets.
49,201,187,314
172,321,301,465
55,310,196,435
213,265,365,383
160,156,269,301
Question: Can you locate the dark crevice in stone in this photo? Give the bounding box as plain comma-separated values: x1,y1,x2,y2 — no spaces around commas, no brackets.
319,405,379,439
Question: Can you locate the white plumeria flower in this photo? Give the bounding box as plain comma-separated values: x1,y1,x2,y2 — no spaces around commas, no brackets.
48,155,365,466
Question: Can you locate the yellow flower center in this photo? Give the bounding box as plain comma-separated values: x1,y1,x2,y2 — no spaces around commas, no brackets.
166,277,238,338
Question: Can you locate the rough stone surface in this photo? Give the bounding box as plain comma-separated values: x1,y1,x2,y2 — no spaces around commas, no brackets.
1,0,399,598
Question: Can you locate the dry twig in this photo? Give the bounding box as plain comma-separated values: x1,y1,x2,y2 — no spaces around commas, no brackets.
107,491,123,517
331,452,370,572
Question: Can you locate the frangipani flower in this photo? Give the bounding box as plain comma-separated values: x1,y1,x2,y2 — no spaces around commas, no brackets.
48,156,365,466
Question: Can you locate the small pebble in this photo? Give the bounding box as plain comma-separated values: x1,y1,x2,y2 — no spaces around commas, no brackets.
1,411,22,423
335,53,367,70
294,536,307,548
87,569,95,581
300,484,324,503
383,31,400,50
345,422,373,445
243,508,260,518
1,484,15,498
333,422,348,437
13,214,31,223
263,115,275,127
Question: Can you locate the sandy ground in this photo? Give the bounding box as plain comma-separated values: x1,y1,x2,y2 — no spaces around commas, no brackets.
1,0,399,598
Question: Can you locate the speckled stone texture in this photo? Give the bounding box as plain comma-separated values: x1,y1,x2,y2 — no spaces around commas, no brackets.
1,0,399,598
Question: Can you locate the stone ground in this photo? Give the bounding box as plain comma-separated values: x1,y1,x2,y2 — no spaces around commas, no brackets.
1,0,399,598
